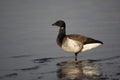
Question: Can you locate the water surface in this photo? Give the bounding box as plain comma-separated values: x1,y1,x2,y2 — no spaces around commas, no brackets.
0,0,120,80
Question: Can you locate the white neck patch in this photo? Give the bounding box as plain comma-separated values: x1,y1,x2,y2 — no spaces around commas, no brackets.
61,27,64,29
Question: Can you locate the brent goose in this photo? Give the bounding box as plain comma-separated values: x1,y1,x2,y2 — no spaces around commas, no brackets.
52,20,103,61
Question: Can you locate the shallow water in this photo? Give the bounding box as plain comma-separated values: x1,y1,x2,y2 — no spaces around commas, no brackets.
0,0,120,80
0,56,120,80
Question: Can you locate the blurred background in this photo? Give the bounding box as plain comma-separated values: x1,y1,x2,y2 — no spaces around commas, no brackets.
0,0,120,80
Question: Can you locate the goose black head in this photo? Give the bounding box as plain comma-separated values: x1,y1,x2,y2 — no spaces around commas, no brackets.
52,20,66,28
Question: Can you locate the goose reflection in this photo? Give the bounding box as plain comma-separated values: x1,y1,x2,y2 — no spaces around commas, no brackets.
57,60,102,80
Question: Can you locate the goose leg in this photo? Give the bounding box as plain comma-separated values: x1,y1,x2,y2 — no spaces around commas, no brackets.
75,53,78,61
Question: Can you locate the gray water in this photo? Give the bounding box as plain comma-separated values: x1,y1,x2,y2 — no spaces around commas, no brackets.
0,0,120,80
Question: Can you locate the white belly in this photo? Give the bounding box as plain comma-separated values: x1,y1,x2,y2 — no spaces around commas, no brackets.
62,38,82,53
81,43,102,52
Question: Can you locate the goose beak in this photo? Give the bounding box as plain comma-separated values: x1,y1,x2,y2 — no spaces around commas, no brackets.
52,24,55,26
52,23,55,26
